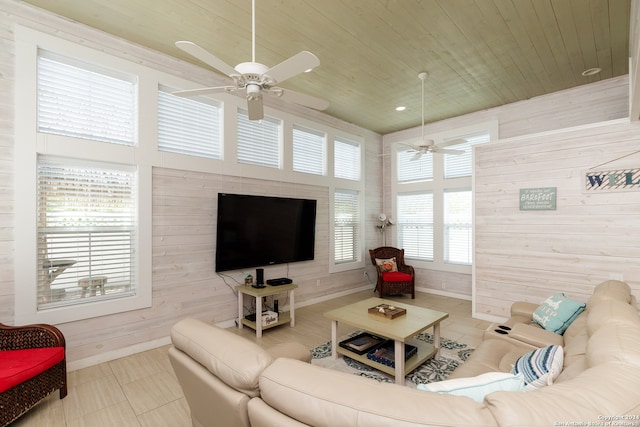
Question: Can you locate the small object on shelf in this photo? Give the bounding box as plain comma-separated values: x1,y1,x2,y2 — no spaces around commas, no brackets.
338,332,386,355
368,303,407,319
366,340,417,368
245,311,279,326
244,274,253,287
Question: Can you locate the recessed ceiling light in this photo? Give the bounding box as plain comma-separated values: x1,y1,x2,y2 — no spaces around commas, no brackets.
395,106,406,111
581,67,601,77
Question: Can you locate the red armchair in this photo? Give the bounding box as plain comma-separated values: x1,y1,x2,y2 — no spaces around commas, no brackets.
0,322,67,426
369,247,415,299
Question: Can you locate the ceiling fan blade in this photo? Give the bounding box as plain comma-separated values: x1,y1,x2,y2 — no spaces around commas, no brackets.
438,138,466,148
265,51,320,84
410,151,423,161
247,96,264,120
434,148,465,155
268,87,330,110
172,86,237,97
175,41,237,77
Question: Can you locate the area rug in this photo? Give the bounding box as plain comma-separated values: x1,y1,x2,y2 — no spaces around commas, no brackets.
311,331,474,388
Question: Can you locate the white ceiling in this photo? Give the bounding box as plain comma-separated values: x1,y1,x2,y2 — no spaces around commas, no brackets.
22,0,631,134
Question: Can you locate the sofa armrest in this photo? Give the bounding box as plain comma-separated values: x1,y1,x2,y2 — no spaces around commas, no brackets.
508,323,564,348
510,301,539,319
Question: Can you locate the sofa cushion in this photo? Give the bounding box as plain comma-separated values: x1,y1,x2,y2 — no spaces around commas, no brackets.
260,358,500,427
587,299,640,336
171,318,272,397
375,257,397,272
418,372,524,403
512,345,564,391
587,280,632,306
0,347,65,393
587,323,640,368
532,293,586,334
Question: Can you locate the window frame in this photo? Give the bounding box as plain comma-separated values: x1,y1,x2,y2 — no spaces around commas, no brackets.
14,26,152,325
388,122,497,274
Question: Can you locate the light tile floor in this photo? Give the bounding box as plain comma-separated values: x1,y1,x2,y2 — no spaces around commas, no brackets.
12,290,491,426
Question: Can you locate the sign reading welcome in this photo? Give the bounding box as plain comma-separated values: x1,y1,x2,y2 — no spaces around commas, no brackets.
519,187,557,211
585,168,640,191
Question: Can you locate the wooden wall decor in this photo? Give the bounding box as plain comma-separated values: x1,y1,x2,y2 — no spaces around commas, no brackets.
585,168,640,191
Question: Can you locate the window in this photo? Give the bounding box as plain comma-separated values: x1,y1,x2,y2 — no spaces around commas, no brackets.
334,190,360,263
444,133,490,179
37,156,137,309
444,190,472,264
397,192,433,261
334,137,361,180
158,85,222,159
397,148,433,182
37,50,136,145
293,125,326,175
236,109,281,168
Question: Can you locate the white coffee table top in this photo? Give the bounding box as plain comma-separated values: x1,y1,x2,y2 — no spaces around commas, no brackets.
324,297,448,342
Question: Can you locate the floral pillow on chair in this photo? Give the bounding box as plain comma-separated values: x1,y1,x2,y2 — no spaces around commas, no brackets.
375,257,398,272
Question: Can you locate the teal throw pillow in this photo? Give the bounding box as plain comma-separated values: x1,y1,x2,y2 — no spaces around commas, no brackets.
417,372,525,402
512,345,564,391
532,293,586,334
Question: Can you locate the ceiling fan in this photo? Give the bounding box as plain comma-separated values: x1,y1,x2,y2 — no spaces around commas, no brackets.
173,0,329,120
403,72,466,161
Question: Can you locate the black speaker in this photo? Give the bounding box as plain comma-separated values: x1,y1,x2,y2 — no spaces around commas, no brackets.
274,299,279,313
256,268,264,285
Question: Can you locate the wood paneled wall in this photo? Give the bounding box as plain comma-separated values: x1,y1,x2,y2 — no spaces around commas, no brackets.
475,120,640,319
0,2,381,366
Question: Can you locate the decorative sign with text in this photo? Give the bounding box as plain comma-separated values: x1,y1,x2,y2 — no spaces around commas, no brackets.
519,187,557,211
585,168,640,192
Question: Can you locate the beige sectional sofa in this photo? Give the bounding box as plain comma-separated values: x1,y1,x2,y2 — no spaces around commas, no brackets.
170,280,640,427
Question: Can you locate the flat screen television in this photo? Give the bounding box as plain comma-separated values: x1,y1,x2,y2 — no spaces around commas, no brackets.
215,193,317,272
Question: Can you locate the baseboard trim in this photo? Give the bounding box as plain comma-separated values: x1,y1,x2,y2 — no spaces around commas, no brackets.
67,335,172,372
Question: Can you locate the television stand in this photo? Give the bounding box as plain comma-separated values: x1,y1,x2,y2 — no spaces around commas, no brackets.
235,283,298,338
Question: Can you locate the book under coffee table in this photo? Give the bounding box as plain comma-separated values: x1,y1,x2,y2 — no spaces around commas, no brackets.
323,297,449,384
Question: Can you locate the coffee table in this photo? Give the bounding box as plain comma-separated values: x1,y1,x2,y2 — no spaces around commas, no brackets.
323,297,448,384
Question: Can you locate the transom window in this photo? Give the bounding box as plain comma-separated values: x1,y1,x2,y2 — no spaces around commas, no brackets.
293,124,326,175
334,137,361,180
158,85,222,159
37,50,136,145
236,109,281,168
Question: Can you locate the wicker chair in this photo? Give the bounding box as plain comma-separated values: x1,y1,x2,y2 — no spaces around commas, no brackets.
0,322,67,426
369,247,415,299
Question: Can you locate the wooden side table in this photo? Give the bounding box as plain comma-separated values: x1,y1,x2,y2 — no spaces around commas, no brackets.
235,283,297,338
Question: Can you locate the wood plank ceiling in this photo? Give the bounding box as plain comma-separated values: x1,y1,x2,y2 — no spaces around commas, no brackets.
21,0,631,134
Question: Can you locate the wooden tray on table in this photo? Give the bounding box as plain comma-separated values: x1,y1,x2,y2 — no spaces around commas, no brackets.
368,303,407,319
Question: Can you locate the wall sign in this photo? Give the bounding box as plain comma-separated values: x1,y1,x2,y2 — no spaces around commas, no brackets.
585,168,640,191
519,187,557,211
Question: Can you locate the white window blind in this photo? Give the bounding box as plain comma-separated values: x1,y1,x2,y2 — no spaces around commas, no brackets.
237,109,281,168
397,192,433,261
37,50,136,145
444,133,490,178
37,156,137,309
158,86,221,159
293,125,326,175
334,190,360,263
397,147,433,182
444,190,473,265
334,137,361,180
